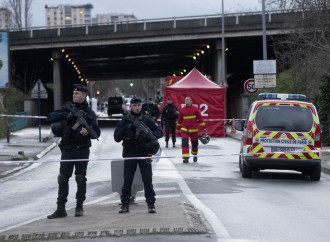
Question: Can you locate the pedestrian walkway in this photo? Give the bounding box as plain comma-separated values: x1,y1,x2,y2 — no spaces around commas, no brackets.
0,126,55,178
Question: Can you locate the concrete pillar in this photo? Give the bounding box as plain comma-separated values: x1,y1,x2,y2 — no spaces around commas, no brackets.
214,39,227,86
52,49,62,110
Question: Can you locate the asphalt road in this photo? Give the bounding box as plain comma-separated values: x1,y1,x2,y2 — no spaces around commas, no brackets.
2,125,330,242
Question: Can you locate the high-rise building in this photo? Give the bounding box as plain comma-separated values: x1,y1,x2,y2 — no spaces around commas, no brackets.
96,13,137,24
0,8,12,30
45,4,93,27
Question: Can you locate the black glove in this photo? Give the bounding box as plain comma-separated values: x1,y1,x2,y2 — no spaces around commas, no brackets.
66,112,76,122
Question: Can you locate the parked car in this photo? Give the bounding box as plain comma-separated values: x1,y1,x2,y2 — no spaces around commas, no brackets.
108,96,124,116
239,93,322,181
123,98,132,113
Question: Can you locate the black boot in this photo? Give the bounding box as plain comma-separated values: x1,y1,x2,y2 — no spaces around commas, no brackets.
183,157,189,163
193,156,198,162
75,202,84,217
119,204,129,213
165,142,168,148
173,143,176,148
47,203,67,219
148,204,156,213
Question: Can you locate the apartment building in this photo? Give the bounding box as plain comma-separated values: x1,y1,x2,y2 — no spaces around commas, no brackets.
45,4,93,26
0,8,11,30
96,13,137,23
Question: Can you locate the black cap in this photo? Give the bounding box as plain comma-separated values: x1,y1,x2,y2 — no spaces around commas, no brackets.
148,97,153,101
167,96,172,100
73,84,88,93
131,95,142,103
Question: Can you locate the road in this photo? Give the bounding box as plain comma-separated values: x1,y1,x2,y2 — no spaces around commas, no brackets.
1,125,330,242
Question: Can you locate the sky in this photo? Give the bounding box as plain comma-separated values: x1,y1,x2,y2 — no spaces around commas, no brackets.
30,0,262,27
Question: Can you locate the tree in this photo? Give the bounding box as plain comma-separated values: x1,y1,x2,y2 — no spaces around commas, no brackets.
314,75,330,146
4,0,33,28
271,0,330,100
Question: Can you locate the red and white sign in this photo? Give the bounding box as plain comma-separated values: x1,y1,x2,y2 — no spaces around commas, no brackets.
244,79,258,94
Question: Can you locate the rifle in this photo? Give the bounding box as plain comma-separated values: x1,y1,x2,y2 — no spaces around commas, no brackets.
125,114,157,142
66,103,99,140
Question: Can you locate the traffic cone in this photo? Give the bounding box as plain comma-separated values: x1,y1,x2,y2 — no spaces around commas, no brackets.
230,118,237,134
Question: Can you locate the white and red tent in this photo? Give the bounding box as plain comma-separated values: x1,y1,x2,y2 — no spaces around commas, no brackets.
164,68,227,137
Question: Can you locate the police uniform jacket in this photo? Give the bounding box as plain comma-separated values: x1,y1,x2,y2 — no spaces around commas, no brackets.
114,112,163,157
176,105,205,134
47,101,101,149
142,103,161,120
161,104,179,123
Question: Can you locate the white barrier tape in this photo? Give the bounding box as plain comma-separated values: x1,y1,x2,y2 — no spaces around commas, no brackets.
0,114,245,122
0,149,329,165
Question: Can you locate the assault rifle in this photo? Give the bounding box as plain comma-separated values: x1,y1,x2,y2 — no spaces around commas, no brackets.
66,103,99,140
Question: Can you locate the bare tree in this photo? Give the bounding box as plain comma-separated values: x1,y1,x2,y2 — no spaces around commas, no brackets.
4,0,33,28
271,0,330,99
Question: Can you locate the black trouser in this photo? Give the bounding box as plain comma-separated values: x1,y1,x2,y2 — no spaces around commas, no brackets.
165,120,176,144
121,158,156,205
57,147,90,204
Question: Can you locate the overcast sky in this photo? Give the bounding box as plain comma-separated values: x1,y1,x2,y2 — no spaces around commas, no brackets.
31,0,262,27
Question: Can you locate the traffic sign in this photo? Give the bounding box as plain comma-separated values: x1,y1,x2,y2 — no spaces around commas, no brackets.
254,74,276,88
244,79,258,94
31,79,48,99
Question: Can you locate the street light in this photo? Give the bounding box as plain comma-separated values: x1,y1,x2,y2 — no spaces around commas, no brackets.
130,81,133,87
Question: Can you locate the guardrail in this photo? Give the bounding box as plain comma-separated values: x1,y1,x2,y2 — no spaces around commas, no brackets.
4,8,302,37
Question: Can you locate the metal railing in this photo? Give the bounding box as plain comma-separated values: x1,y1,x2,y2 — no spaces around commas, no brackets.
4,8,302,37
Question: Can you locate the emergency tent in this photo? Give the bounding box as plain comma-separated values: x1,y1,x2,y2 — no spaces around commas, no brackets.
164,68,226,137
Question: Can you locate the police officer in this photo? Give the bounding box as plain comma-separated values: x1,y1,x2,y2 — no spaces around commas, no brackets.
142,97,161,122
47,84,101,219
161,96,179,148
114,96,163,214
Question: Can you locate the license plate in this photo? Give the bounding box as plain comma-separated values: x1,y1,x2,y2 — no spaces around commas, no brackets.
271,147,296,152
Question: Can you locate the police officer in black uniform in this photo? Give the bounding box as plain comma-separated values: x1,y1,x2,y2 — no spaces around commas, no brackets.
114,96,163,214
47,84,101,219
142,97,161,122
161,96,179,148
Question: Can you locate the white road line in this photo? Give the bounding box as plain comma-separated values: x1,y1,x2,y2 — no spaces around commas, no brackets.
156,152,231,240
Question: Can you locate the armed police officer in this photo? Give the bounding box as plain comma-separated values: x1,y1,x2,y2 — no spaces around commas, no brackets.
142,97,161,122
161,96,179,148
114,96,163,214
47,84,101,219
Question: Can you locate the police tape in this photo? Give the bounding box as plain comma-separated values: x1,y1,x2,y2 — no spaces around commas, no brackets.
0,114,244,122
0,149,329,165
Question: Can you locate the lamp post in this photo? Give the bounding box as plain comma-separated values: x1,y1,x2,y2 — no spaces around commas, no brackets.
261,0,268,93
221,0,225,86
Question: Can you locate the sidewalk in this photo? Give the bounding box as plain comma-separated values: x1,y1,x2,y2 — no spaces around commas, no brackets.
0,126,56,178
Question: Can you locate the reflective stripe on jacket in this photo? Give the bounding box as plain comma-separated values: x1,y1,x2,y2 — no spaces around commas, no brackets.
176,105,205,133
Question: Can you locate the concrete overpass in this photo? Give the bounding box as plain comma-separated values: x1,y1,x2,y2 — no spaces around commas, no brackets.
8,9,302,112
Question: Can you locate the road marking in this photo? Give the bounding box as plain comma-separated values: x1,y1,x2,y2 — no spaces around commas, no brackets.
156,152,231,240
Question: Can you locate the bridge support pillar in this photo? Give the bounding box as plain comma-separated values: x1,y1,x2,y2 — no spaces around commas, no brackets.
52,50,62,110
214,39,227,86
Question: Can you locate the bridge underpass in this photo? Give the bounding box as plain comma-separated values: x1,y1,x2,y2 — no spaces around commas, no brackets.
8,10,295,116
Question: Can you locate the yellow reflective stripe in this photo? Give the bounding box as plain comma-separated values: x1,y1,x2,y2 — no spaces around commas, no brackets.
177,123,182,126
262,103,270,106
259,153,267,158
253,123,257,131
181,128,187,131
199,123,205,126
312,113,318,124
290,132,299,140
312,126,316,133
251,110,257,120
252,143,263,153
191,151,198,155
300,104,307,108
189,129,199,132
254,131,265,139
302,133,313,141
304,145,311,151
182,154,189,157
268,132,277,139
273,153,281,159
286,154,294,159
183,115,196,119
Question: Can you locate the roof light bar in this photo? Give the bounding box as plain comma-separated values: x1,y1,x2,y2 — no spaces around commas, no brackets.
258,93,306,100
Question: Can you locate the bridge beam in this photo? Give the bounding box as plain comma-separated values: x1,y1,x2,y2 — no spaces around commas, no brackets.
214,38,227,86
52,49,63,110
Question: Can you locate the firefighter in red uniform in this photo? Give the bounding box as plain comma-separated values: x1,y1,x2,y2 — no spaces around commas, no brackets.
176,96,205,163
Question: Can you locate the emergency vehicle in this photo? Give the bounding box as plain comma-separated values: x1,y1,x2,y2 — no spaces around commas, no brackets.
239,93,322,181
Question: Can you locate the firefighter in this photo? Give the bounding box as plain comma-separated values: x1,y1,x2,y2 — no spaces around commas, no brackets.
176,96,205,163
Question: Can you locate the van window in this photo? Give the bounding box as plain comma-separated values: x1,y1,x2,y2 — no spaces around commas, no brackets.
255,105,313,132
